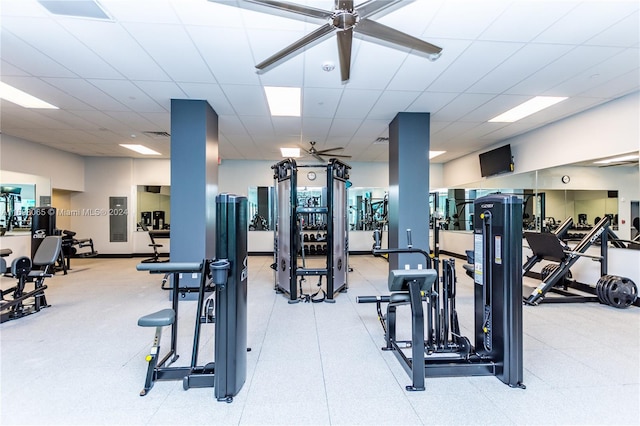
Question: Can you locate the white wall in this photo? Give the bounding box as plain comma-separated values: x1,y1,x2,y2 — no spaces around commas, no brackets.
0,134,85,191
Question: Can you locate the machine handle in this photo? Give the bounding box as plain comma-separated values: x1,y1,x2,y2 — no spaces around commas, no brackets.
356,295,390,304
407,229,413,248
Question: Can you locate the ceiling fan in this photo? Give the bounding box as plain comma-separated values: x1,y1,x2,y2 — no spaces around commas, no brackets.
209,0,443,82
300,141,352,162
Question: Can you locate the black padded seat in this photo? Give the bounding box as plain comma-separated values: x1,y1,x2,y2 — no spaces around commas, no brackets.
138,308,175,327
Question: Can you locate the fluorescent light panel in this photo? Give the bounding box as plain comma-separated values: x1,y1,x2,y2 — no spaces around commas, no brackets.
0,81,58,109
264,86,301,117
489,96,568,123
280,147,300,158
120,144,161,155
593,154,639,164
429,151,446,160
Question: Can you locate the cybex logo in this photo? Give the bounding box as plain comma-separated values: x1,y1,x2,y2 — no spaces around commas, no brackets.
480,204,494,209
33,229,47,239
589,227,605,244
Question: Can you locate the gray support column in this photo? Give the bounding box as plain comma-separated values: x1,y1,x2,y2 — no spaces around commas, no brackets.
388,112,430,270
170,99,219,288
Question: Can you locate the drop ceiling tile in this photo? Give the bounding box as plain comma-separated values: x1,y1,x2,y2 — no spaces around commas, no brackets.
99,0,181,24
431,120,481,141
59,19,170,81
347,40,408,90
367,91,421,120
87,79,165,112
300,117,333,141
134,81,187,111
428,41,524,92
506,45,626,95
580,69,640,98
469,43,575,94
1,0,50,17
177,83,235,115
218,115,250,136
407,92,459,114
0,30,76,78
187,26,261,85
102,111,158,131
0,59,30,76
222,85,270,116
303,87,343,118
326,118,364,142
2,16,122,79
273,116,305,137
426,0,511,39
387,38,473,91
239,115,275,138
174,1,244,27
479,1,577,43
431,93,496,122
586,11,640,47
335,88,381,119
137,112,170,130
123,22,214,83
374,0,441,38
42,77,124,110
534,1,639,45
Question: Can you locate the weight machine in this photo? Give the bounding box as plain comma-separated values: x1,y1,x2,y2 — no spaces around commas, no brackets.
523,215,637,307
135,194,248,402
358,194,525,391
272,158,350,303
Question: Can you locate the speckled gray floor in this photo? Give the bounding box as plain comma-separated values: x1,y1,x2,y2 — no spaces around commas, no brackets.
1,255,639,425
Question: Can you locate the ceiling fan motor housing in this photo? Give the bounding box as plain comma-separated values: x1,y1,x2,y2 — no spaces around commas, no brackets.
332,10,359,30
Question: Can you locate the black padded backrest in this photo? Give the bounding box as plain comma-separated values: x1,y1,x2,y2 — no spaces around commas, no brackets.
524,231,566,262
11,256,31,277
33,236,62,267
388,269,437,292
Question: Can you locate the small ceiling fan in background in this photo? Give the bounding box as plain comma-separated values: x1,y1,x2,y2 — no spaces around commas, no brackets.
300,141,352,162
209,0,443,82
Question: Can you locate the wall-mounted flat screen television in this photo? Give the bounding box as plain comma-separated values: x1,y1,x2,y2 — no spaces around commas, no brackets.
479,144,514,177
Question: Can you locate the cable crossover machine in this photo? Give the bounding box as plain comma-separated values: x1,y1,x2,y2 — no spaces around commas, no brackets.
272,158,350,303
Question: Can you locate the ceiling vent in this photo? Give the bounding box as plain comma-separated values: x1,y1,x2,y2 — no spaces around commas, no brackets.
38,0,111,20
142,131,171,139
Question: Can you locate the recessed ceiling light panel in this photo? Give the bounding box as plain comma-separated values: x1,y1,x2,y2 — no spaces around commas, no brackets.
489,96,568,123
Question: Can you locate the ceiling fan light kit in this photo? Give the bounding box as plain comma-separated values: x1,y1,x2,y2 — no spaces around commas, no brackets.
210,0,443,83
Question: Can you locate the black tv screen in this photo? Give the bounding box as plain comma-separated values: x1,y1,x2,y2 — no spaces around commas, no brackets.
479,144,514,177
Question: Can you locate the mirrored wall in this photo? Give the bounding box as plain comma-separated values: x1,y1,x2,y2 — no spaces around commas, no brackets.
0,184,36,234
136,185,170,230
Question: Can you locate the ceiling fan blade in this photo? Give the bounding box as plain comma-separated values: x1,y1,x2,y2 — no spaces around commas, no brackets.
336,28,353,82
316,147,345,154
355,18,442,56
213,0,332,20
256,23,336,71
328,154,352,158
312,153,326,163
355,0,406,19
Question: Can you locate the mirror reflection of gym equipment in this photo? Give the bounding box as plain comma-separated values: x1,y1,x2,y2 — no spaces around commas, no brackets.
358,194,525,391
272,158,350,303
